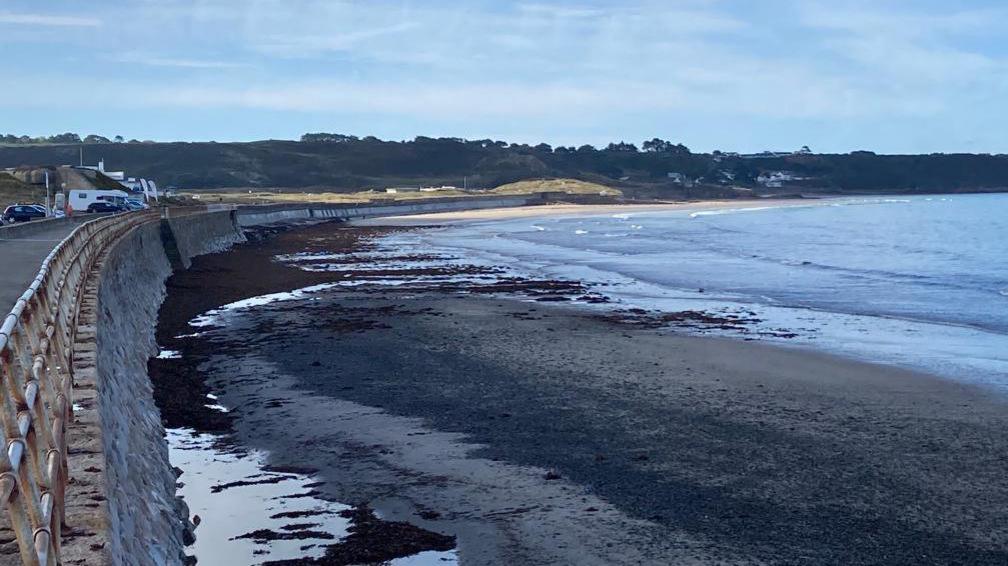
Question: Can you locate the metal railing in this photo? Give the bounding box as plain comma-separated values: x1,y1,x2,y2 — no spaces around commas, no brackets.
0,210,159,565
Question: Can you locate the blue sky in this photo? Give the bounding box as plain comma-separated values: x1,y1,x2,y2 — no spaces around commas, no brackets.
1,0,1006,153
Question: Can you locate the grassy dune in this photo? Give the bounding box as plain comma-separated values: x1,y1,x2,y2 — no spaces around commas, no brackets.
490,178,622,196
182,178,619,205
0,173,45,207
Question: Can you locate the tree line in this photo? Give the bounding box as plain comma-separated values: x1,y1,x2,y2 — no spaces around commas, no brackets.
1,132,1006,196
0,133,152,145
300,132,695,155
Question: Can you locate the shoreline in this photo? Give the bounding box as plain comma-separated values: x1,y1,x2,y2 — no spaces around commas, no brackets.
150,219,1008,564
351,197,1008,394
348,198,826,226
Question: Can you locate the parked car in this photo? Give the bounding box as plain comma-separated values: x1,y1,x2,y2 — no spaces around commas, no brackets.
3,205,47,223
124,198,149,211
85,202,126,213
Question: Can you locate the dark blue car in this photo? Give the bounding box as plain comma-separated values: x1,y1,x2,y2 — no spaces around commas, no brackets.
86,202,126,213
2,205,47,223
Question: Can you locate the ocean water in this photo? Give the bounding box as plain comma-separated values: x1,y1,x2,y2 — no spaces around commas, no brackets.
397,194,1008,390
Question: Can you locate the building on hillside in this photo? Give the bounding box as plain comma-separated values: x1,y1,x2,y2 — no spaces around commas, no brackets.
757,171,803,188
666,172,694,187
740,147,811,159
76,159,126,181
76,159,159,200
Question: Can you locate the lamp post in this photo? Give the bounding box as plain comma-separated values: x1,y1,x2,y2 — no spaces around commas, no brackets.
44,171,51,216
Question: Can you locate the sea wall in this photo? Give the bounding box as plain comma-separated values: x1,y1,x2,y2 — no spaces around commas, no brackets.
81,214,244,565
163,210,245,269
235,194,539,227
93,221,182,564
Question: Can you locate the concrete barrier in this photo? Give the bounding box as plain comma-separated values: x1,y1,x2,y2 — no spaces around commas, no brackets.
0,217,71,239
235,195,540,226
0,214,110,240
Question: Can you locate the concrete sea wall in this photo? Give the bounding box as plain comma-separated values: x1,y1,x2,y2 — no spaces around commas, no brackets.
93,221,184,564
163,210,245,269
235,195,539,227
81,213,244,565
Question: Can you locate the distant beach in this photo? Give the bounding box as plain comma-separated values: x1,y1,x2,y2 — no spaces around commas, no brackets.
351,198,812,226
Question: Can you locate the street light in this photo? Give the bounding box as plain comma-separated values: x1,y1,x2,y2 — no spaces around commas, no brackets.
44,171,51,216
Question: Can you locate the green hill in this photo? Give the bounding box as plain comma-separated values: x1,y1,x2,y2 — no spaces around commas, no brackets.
1,136,1006,198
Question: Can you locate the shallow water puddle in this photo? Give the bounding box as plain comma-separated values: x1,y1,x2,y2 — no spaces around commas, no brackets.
168,428,350,564
168,428,458,565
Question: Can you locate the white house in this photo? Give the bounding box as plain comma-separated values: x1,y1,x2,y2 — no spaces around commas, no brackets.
77,159,126,180
667,172,695,187
757,171,803,188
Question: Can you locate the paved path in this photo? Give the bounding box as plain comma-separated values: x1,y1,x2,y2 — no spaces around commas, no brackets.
0,219,86,315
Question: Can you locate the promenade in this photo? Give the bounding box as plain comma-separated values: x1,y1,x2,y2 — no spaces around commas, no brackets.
0,219,84,313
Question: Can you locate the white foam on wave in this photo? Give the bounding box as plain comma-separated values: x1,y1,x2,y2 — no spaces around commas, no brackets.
574,229,589,235
190,283,338,327
689,206,778,219
531,225,546,231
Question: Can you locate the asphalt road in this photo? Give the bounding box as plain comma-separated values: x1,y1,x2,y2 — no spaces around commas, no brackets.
0,219,85,315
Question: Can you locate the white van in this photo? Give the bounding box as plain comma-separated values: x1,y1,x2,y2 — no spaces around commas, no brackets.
67,189,129,213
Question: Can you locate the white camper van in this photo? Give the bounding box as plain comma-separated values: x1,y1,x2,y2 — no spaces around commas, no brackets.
67,189,129,213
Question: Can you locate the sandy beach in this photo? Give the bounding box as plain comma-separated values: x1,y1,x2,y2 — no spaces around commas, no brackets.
152,215,1008,565
350,199,816,226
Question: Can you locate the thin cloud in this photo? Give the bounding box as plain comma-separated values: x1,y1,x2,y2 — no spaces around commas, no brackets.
111,53,249,69
517,4,607,19
256,22,421,55
137,77,918,121
0,12,102,27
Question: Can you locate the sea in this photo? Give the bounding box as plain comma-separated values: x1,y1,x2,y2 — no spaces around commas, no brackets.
382,193,1008,391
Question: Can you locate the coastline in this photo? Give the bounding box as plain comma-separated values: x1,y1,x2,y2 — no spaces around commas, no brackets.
348,198,822,226
151,218,1008,564
350,197,1008,393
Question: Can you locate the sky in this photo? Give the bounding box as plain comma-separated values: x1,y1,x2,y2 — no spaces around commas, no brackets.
1,0,1006,153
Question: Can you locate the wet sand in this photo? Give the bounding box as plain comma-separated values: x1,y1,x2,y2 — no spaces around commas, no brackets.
152,219,1008,565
